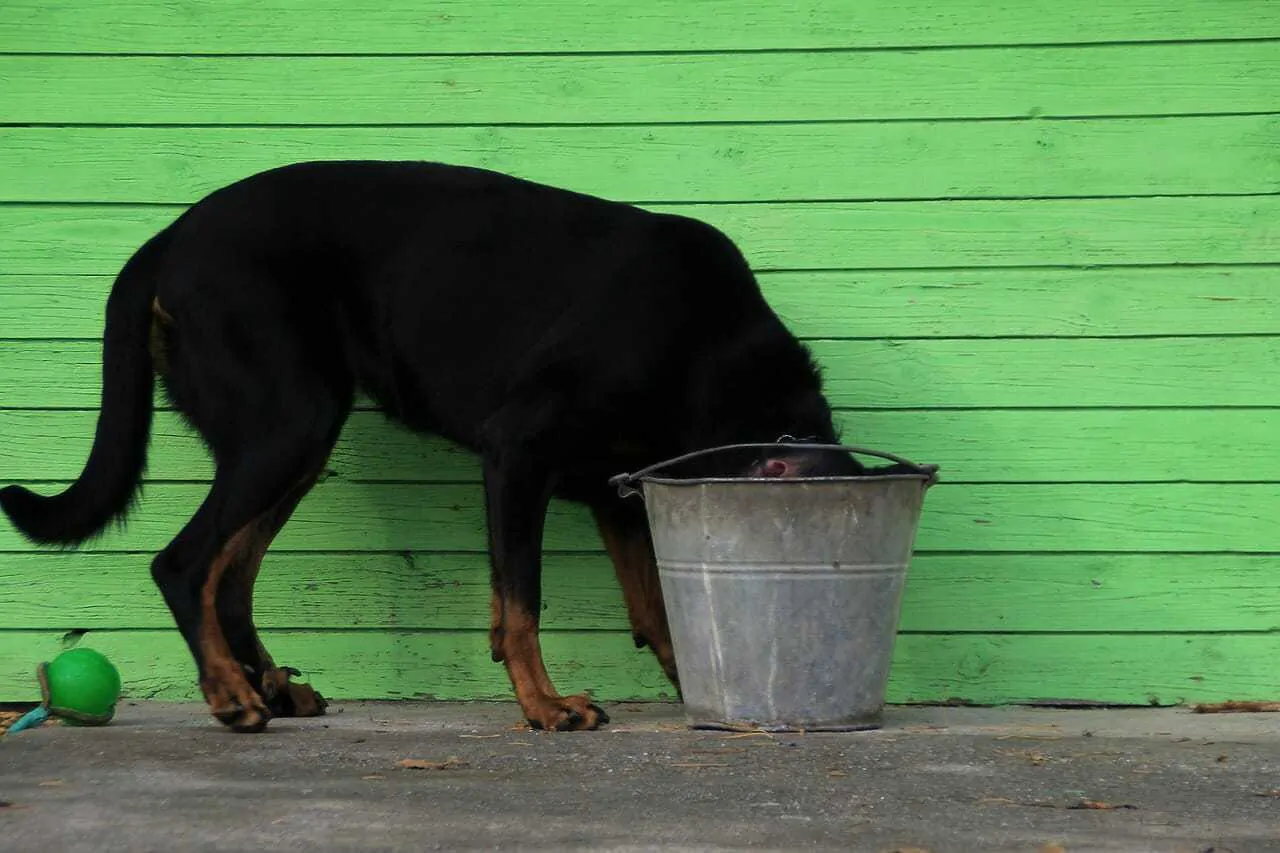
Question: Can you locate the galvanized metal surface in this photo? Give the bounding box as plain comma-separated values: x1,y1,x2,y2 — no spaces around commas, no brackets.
641,473,931,732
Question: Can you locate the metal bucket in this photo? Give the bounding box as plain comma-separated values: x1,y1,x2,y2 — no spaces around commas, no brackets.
610,444,937,732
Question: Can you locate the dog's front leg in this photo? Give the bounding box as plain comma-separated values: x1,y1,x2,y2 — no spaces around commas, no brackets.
482,452,609,731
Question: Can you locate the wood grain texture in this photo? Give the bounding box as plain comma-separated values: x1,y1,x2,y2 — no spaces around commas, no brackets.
0,630,675,703
4,116,1279,203
1,552,1276,633
3,196,1277,276
4,409,1280,484
4,0,1277,53
5,337,1278,409
887,633,1280,705
2,43,1277,125
0,481,1275,553
5,266,1278,339
1,630,1274,705
0,552,628,632
762,267,1280,338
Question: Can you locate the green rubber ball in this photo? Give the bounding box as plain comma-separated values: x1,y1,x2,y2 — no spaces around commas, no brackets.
45,648,122,725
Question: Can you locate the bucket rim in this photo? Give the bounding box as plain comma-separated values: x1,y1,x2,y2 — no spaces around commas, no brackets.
637,472,934,487
609,442,940,498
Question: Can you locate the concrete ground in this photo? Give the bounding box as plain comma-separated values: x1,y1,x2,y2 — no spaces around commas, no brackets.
1,701,1278,852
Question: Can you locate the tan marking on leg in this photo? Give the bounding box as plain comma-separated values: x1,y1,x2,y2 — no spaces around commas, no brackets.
494,596,607,731
199,524,271,732
220,471,328,718
489,589,505,662
229,521,274,664
227,527,324,716
492,594,555,698
148,298,174,375
593,508,679,688
151,296,175,324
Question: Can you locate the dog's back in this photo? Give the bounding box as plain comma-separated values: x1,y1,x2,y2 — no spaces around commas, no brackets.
158,161,787,458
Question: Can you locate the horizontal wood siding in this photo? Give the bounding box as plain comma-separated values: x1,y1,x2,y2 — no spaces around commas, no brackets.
2,45,1278,124
1,0,1277,705
5,118,1279,204
4,1,1278,52
4,198,1278,273
7,553,1280,632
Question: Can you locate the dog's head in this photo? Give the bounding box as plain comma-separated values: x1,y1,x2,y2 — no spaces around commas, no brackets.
676,313,941,482
668,319,889,479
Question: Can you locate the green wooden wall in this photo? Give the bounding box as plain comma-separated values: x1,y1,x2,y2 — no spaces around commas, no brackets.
1,2,1278,706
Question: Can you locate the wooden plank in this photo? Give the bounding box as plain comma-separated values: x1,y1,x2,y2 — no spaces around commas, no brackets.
0,481,1276,553
0,552,629,632
0,630,676,703
4,1,1278,53
4,409,1280,484
5,337,1278,409
1,630,1275,704
4,116,1279,204
889,633,1280,706
811,337,1280,408
2,44,1277,125
691,197,1280,271
2,552,1277,633
764,266,1280,338
5,266,1278,340
3,197,1277,277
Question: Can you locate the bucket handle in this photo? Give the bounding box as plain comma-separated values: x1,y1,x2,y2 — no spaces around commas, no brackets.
608,442,939,498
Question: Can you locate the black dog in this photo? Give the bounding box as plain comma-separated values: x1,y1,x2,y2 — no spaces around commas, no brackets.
2,161,887,732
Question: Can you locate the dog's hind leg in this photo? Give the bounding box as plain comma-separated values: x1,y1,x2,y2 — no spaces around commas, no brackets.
592,502,680,695
150,476,278,733
148,280,350,731
152,415,342,732
482,443,609,732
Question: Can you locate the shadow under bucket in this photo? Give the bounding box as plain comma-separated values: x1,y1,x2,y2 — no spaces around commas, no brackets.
611,444,938,733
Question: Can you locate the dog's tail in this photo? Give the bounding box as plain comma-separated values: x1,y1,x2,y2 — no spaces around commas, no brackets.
0,226,173,546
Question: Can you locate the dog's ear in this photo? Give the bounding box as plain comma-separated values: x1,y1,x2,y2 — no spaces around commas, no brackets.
748,457,798,478
745,449,865,479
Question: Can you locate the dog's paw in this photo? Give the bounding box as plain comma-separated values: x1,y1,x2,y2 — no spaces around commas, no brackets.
260,666,328,718
524,694,610,731
202,678,272,733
